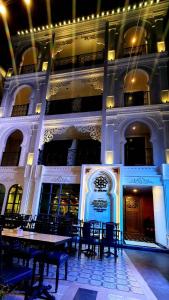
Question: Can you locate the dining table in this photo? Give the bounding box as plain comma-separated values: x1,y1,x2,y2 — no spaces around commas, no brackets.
2,228,72,300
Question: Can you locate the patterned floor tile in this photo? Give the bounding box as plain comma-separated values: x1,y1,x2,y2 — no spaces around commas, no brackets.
103,282,116,289
90,279,102,286
117,285,130,292
76,277,89,284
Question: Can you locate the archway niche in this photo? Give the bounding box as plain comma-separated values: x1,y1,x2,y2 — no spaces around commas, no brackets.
123,26,148,56
5,184,23,214
20,47,38,73
1,130,23,166
124,121,153,166
124,69,149,106
12,86,32,116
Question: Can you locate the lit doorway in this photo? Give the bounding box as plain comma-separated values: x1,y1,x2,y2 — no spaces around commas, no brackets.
123,186,155,242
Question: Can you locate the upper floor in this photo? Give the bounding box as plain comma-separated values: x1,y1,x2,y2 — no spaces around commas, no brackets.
5,0,168,77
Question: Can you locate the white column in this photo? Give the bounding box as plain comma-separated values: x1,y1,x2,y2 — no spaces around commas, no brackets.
152,186,167,246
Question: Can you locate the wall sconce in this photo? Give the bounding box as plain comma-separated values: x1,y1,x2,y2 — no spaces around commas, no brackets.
157,41,166,53
42,61,48,71
6,68,13,77
106,151,114,164
106,96,115,109
27,152,34,165
165,149,169,164
0,107,3,117
35,103,42,114
108,50,115,61
161,90,169,103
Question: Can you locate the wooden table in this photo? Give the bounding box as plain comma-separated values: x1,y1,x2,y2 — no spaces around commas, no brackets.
2,229,72,300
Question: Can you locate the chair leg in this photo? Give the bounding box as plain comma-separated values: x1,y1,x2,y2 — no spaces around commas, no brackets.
65,261,68,280
55,265,59,293
31,260,37,287
46,263,49,276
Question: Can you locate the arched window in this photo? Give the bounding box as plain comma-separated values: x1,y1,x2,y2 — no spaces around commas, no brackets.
20,47,38,74
5,184,22,214
12,86,32,117
0,184,5,213
124,122,153,166
124,69,149,106
123,26,148,57
1,130,23,166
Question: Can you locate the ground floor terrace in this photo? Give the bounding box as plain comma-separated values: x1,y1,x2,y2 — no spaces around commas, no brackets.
3,249,169,300
0,164,169,249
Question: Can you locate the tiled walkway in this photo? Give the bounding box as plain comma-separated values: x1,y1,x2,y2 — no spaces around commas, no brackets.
4,250,157,300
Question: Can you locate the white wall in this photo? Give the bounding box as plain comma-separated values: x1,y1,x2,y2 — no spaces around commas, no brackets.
153,186,167,246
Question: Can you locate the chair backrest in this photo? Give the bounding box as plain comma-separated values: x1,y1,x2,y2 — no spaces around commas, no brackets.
105,223,118,242
82,222,91,239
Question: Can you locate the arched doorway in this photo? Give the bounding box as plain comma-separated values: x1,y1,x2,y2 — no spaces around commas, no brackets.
123,186,155,242
1,130,23,166
124,69,150,106
20,47,38,74
0,184,5,213
124,122,153,166
123,26,148,57
5,184,23,214
12,86,32,116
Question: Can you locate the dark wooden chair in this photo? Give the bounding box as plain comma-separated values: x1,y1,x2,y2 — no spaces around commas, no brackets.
100,222,120,259
78,221,101,257
0,226,33,299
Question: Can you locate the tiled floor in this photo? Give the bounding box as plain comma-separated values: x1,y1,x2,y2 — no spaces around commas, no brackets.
4,249,157,300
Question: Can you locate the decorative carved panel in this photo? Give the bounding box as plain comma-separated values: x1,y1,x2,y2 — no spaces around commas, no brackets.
43,125,101,143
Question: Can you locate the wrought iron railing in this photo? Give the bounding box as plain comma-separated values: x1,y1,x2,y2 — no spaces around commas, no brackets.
46,95,102,115
122,44,147,57
20,64,38,74
124,91,150,107
11,104,29,117
53,50,104,71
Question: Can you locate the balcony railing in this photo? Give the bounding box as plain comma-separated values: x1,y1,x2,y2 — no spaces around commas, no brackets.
1,152,20,166
53,51,104,71
122,44,147,58
124,91,150,107
46,95,102,115
20,64,38,74
11,104,29,117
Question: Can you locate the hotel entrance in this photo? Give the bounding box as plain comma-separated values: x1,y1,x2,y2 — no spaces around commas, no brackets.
123,187,155,243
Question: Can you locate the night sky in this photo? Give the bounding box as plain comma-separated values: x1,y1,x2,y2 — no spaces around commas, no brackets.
0,0,168,69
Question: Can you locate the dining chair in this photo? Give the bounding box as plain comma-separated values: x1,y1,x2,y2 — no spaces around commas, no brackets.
100,222,119,259
32,250,69,292
78,221,101,257
0,226,33,300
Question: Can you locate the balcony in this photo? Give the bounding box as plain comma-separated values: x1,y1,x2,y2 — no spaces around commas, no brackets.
46,95,102,115
121,44,147,58
11,104,29,117
53,51,104,71
39,140,101,166
20,64,38,74
124,91,149,107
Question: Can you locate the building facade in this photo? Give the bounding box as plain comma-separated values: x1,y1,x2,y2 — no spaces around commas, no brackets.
0,0,169,247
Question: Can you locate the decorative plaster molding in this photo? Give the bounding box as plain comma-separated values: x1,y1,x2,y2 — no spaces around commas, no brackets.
76,126,101,141
43,175,79,184
123,176,162,186
43,125,101,143
43,127,67,143
48,81,71,97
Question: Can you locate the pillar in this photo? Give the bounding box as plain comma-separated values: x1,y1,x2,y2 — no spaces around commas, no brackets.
152,186,167,246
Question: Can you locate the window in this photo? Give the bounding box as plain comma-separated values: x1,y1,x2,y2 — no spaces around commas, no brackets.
5,184,23,214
